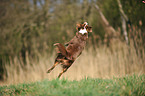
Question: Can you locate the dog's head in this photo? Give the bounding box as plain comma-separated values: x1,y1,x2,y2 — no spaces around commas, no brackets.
76,22,92,34
76,22,92,40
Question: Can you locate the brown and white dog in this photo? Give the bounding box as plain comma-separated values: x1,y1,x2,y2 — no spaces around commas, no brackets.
47,22,92,78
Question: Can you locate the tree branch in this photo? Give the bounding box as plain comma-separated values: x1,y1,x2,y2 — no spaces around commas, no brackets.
117,0,128,21
94,4,116,34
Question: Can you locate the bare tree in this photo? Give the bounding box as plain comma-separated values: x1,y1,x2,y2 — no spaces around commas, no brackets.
117,0,129,45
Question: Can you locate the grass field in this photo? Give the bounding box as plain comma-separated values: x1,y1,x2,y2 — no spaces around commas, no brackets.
0,74,144,96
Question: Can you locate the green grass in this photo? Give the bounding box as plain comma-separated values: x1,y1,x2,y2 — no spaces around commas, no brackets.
0,74,144,96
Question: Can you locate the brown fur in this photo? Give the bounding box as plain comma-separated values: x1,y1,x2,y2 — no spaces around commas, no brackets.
47,22,92,78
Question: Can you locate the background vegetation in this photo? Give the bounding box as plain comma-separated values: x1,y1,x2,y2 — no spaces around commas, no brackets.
0,0,145,85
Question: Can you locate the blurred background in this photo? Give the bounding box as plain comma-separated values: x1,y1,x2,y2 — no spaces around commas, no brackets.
0,0,145,85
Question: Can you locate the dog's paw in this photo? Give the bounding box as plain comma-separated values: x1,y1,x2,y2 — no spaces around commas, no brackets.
53,43,59,46
47,69,51,73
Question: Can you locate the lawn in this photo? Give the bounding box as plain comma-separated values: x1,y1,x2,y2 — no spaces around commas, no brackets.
0,74,144,96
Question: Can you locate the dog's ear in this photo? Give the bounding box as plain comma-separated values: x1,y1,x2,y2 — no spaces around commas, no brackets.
76,23,82,31
86,26,92,32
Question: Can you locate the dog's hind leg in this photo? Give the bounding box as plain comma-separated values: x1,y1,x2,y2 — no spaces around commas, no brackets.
57,68,67,79
47,61,59,73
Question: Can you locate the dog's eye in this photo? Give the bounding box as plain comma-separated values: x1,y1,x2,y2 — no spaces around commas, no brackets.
78,28,80,30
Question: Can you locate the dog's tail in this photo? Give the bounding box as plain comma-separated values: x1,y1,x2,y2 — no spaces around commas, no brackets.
54,43,68,57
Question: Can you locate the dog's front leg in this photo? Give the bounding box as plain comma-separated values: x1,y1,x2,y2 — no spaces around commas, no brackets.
47,62,59,73
54,43,68,57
